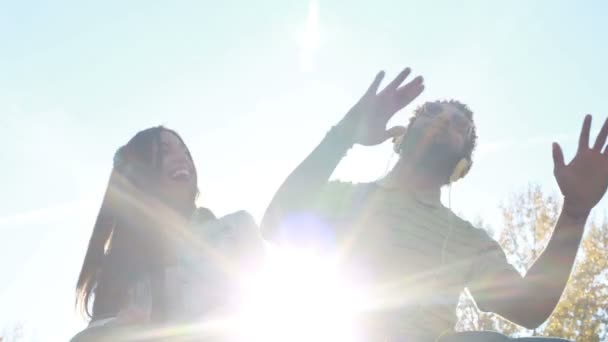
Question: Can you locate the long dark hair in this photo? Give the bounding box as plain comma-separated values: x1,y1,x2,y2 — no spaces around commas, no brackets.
75,126,211,321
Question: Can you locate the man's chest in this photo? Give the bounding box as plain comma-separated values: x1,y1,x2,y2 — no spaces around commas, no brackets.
343,197,471,289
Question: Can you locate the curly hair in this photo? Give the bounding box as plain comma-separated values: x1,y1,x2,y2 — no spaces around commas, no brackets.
409,99,477,160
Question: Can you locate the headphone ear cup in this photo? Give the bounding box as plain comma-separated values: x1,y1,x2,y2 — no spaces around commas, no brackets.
449,158,471,183
460,159,471,179
392,128,408,154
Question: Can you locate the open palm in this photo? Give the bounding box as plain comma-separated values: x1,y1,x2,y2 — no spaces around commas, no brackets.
553,115,608,218
338,67,425,146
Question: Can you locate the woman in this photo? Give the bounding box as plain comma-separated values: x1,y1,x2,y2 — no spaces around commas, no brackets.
71,126,265,341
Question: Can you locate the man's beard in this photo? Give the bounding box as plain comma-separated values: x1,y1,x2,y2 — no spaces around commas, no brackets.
410,139,463,182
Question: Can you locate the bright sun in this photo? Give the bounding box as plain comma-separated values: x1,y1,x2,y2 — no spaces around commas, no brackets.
230,247,368,342
140,248,369,341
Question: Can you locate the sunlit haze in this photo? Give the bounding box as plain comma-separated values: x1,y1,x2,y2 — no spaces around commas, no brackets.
1,1,607,340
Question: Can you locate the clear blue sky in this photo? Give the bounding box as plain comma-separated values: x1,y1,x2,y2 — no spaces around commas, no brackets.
1,0,607,339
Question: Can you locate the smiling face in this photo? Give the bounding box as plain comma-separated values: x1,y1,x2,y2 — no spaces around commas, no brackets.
156,130,198,210
411,102,473,154
401,101,476,182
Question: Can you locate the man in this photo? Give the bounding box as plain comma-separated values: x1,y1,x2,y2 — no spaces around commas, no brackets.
261,67,608,340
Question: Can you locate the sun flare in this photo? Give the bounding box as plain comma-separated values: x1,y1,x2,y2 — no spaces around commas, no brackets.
231,247,368,342
298,0,320,72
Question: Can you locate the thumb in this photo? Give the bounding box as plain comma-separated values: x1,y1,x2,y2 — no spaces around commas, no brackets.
385,126,407,141
552,142,565,171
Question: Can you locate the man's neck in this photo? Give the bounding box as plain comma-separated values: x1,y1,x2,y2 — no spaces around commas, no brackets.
383,158,444,203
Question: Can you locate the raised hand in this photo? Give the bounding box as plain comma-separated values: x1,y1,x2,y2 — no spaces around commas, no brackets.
337,67,424,146
553,115,608,219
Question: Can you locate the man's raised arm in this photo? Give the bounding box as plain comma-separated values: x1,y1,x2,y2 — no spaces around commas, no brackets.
471,115,608,329
261,68,424,241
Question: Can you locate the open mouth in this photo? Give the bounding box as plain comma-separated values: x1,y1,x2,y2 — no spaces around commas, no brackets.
169,167,192,182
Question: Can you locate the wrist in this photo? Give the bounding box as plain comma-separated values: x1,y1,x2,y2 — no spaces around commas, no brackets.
326,124,356,152
562,197,590,223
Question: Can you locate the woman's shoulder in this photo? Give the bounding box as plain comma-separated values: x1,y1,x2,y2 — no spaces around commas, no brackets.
191,208,261,239
190,209,265,269
192,207,217,223
218,210,257,228
192,208,256,226
69,317,123,342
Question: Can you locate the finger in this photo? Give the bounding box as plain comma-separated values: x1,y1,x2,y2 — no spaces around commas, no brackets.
578,114,592,152
593,117,608,151
394,76,425,108
385,125,407,140
366,71,385,95
399,74,424,88
552,142,565,170
382,67,411,93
